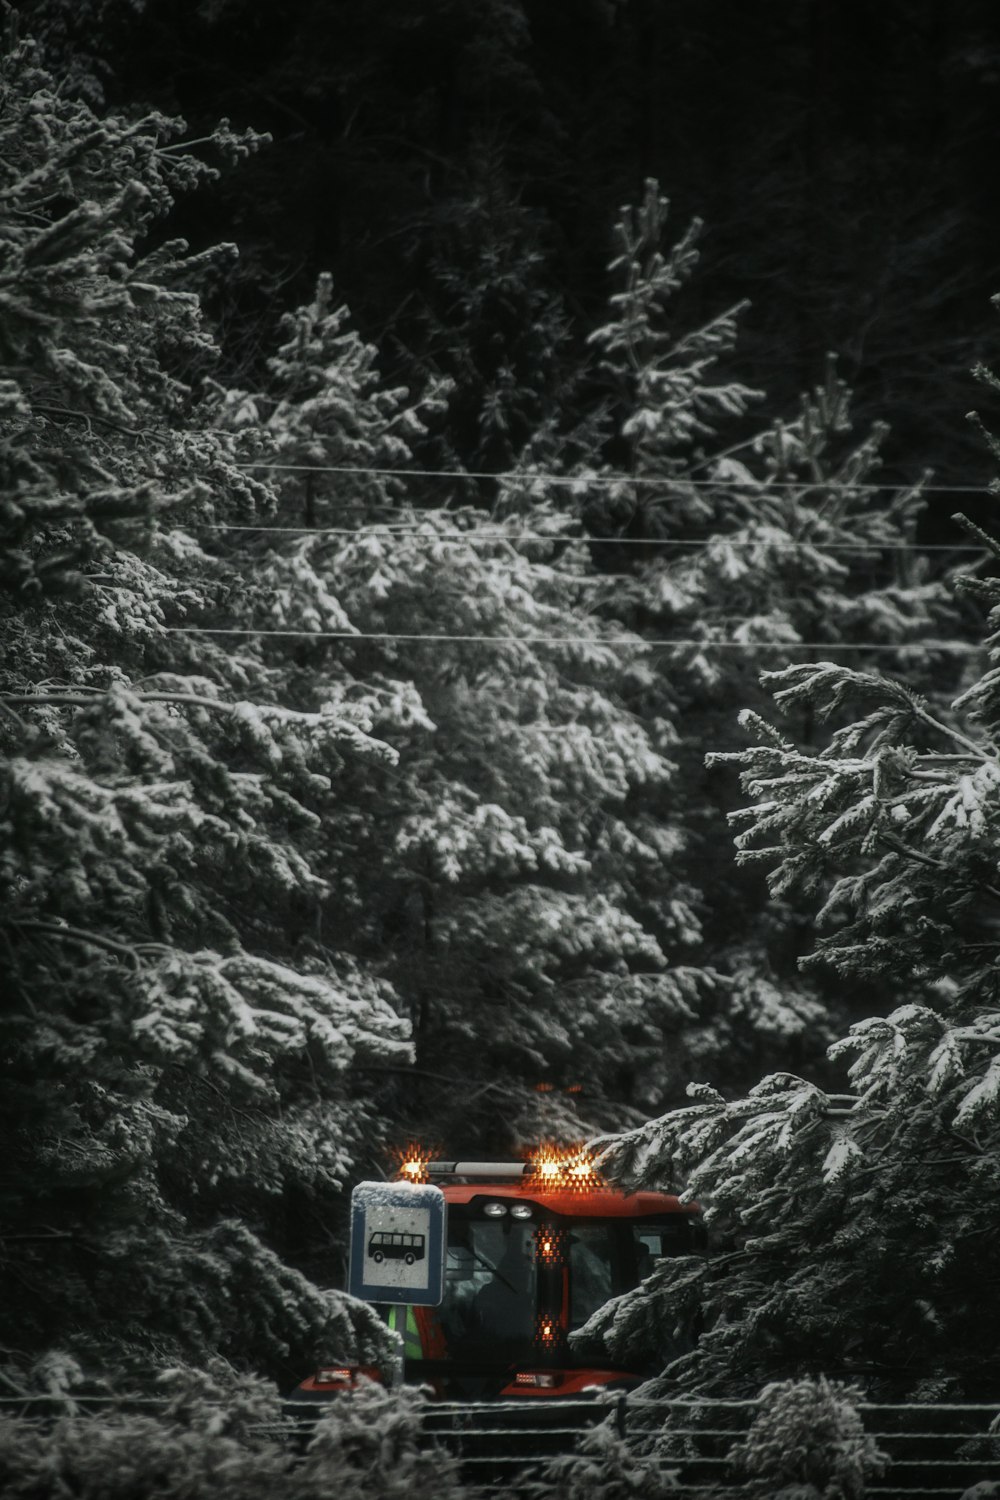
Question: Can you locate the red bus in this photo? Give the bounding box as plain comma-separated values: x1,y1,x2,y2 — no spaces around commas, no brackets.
294,1152,705,1402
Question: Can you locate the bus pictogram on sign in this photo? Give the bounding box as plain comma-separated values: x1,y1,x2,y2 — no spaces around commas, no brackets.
368,1230,426,1266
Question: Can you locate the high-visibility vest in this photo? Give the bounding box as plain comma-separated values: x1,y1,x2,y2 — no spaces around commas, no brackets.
386,1304,447,1360
387,1304,423,1360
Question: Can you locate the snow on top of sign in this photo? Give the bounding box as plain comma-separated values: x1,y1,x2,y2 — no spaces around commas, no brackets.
353,1178,443,1204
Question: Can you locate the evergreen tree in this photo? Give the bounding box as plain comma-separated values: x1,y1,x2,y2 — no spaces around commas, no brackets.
215,301,714,1139
584,178,760,523
211,234,807,1145
400,136,573,473
0,40,403,1384
543,183,966,1095
542,1415,680,1499
0,1364,469,1500
724,1376,886,1499
586,512,1000,1398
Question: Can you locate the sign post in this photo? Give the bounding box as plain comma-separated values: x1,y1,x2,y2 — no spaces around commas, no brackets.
348,1181,447,1308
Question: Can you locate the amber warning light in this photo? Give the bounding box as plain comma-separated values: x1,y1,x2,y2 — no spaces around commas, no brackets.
534,1226,565,1264
395,1147,430,1184
536,1316,561,1348
525,1144,603,1192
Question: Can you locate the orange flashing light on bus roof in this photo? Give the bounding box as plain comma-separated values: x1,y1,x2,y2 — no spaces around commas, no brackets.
525,1144,603,1192
396,1147,430,1183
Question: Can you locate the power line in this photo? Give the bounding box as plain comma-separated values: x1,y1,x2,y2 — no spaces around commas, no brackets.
192,524,984,553
232,459,995,495
162,627,980,651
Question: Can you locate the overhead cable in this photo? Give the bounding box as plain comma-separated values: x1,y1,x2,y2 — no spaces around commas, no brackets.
193,523,984,552
232,459,994,495
162,627,979,652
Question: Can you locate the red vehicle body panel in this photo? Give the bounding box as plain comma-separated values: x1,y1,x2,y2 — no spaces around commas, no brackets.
439,1183,694,1217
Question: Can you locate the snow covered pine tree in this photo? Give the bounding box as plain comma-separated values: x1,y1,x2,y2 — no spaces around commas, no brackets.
530,180,960,1104
210,263,716,1147
589,503,1000,1398
0,40,407,1385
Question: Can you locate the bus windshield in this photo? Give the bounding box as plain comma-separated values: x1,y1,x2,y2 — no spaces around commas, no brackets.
435,1218,538,1361
404,1210,701,1370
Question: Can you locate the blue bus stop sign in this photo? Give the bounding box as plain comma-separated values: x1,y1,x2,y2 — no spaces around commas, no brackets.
348,1181,447,1306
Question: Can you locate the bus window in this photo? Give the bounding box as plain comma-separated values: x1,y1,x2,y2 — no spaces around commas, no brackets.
632,1218,702,1280
568,1225,615,1330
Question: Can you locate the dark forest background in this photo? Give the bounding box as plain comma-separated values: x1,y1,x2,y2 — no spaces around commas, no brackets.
23,0,1000,500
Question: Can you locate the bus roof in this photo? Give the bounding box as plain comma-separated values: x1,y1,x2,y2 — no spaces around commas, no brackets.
439,1182,695,1217
395,1158,698,1217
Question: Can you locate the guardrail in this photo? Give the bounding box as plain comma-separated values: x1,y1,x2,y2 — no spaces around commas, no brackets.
283,1393,1000,1497
5,1391,1000,1496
